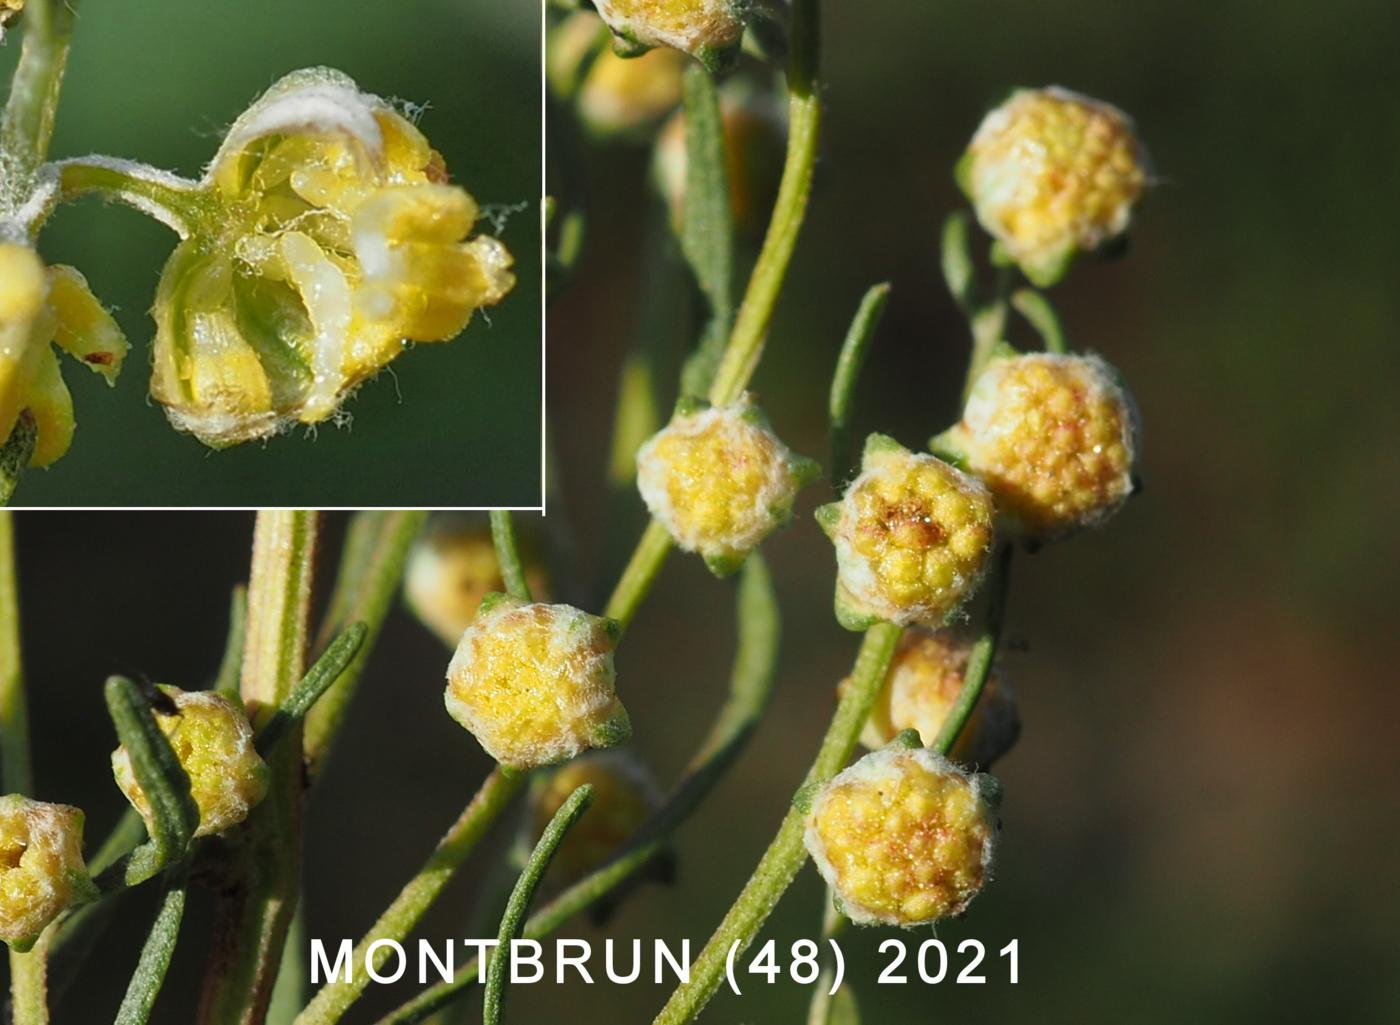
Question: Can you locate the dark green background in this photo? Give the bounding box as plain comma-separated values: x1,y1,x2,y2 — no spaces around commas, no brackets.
2,0,540,506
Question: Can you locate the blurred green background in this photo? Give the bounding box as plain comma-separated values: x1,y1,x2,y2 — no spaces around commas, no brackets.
5,0,1400,1023
2,0,540,506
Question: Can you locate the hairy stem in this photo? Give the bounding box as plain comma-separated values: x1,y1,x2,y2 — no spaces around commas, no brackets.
199,511,319,1025
55,159,207,237
651,621,901,1025
489,511,533,602
0,0,76,214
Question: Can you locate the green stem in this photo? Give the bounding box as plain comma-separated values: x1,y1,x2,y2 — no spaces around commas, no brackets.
0,510,30,795
651,620,901,1025
482,785,594,1025
372,554,782,1025
489,511,533,602
964,268,1013,402
213,586,249,698
0,0,76,214
707,0,822,405
303,510,426,775
804,893,848,1025
53,159,207,236
8,926,54,1025
602,518,673,633
932,544,1013,755
198,511,318,1025
293,767,527,1025
1010,288,1068,354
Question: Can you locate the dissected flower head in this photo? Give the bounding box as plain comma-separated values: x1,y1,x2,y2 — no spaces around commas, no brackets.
804,747,998,927
111,687,270,838
445,596,630,769
150,67,514,448
592,0,747,70
0,242,129,467
847,628,1020,768
0,795,97,949
551,13,688,137
636,395,818,576
818,435,995,630
960,87,1149,286
404,515,551,646
940,353,1137,540
653,88,786,237
532,751,661,885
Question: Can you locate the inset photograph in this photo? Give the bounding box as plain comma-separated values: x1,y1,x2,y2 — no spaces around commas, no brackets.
1,1,540,507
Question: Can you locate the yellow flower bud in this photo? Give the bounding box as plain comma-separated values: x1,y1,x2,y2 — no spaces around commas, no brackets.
532,751,660,885
636,396,818,575
592,0,746,70
804,748,998,927
552,13,688,137
960,87,1150,286
150,67,514,448
404,516,551,646
445,597,630,769
818,436,995,630
111,687,270,838
847,629,1019,768
0,243,129,467
945,353,1137,540
0,795,97,948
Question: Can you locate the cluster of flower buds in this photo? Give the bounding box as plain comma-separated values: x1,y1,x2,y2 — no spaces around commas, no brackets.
0,241,128,467
847,629,1020,769
111,686,270,838
550,12,689,138
637,395,818,576
804,748,998,927
959,86,1150,286
147,68,514,448
591,0,748,71
445,596,631,769
0,795,97,949
531,751,661,886
817,435,995,630
937,353,1138,541
405,516,551,646
652,86,786,238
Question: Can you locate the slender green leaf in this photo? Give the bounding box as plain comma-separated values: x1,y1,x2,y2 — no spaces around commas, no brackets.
113,874,187,1025
213,586,248,698
828,986,862,1025
256,622,368,755
103,677,198,864
941,211,977,313
483,785,595,1025
828,284,891,487
1011,288,1069,354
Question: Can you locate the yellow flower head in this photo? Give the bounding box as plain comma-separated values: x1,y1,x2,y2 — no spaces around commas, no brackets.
804,748,998,927
150,68,515,448
445,597,630,769
0,242,129,468
592,0,746,70
532,751,661,885
404,516,551,646
818,435,995,630
0,795,97,949
636,396,818,575
551,13,688,137
847,629,1020,769
653,89,786,237
111,687,270,838
945,353,1137,540
960,87,1149,286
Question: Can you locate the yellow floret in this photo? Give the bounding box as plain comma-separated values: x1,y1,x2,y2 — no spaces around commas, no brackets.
951,353,1136,539
445,598,630,769
533,751,660,885
151,68,514,448
636,397,815,573
593,0,745,66
824,437,995,628
111,687,270,838
805,749,997,927
962,87,1149,285
0,795,96,948
404,517,551,646
848,629,1020,768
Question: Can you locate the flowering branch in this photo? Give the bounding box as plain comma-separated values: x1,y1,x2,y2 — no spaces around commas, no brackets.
0,0,74,213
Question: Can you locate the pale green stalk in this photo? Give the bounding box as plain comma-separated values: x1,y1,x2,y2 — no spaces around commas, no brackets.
0,0,75,214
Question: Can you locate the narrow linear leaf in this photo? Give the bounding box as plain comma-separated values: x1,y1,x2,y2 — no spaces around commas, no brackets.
483,785,595,1025
828,986,862,1025
489,512,533,603
828,283,891,487
1010,288,1069,354
941,211,977,313
102,677,198,863
113,874,187,1025
256,622,368,755
213,586,248,698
